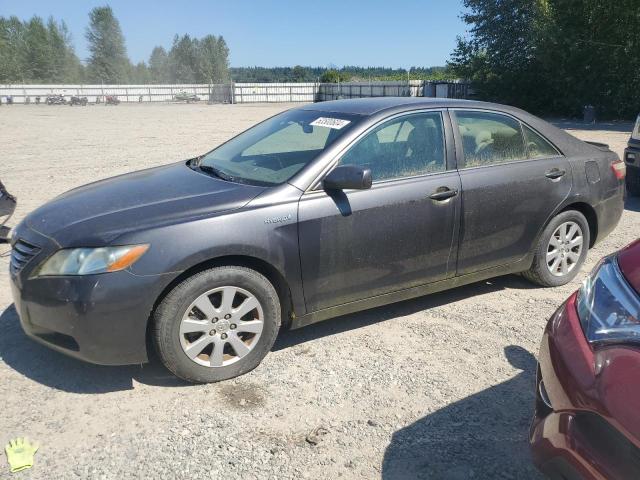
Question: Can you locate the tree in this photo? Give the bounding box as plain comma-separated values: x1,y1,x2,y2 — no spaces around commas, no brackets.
448,0,546,109
292,65,307,82
0,16,26,82
167,34,197,83
149,46,169,83
85,6,129,83
129,61,151,84
47,18,83,83
537,0,640,117
0,15,83,83
320,69,351,83
23,16,53,81
449,0,640,118
196,35,229,83
165,33,230,84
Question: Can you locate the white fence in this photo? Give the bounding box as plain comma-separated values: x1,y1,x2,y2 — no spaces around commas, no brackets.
0,81,470,104
0,83,317,104
0,84,223,104
233,83,317,103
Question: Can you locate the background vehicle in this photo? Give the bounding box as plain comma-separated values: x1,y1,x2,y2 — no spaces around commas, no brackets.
9,98,625,383
173,91,200,103
624,115,640,196
0,180,16,243
69,96,88,106
531,239,640,480
46,94,66,105
105,95,120,105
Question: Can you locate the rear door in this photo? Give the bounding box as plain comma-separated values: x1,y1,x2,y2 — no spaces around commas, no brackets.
451,109,572,275
298,110,461,312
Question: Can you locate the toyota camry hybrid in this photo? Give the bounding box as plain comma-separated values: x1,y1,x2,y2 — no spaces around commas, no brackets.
9,98,625,383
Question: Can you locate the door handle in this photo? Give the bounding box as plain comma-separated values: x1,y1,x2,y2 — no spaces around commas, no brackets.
429,188,458,201
545,168,566,180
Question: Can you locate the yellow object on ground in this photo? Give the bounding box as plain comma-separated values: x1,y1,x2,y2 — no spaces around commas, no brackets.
4,438,38,473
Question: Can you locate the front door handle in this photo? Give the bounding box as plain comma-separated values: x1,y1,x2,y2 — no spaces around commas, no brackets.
429,187,458,201
545,168,566,180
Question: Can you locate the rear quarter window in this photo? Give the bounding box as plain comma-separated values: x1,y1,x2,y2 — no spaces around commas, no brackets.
523,125,560,158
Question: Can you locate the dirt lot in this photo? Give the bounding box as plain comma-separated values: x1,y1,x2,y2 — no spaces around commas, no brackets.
0,104,637,479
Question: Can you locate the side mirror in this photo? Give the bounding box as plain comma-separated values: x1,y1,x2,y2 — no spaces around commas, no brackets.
323,165,372,191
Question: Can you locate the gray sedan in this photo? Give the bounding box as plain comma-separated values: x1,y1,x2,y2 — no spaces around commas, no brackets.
9,98,625,382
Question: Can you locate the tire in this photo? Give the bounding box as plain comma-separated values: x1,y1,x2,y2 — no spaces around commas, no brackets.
627,172,640,197
523,210,590,287
153,266,281,383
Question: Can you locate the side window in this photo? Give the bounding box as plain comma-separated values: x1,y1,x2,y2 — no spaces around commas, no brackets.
523,125,560,158
455,111,526,167
339,112,446,182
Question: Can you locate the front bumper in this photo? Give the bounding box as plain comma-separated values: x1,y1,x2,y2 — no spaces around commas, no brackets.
530,293,640,480
9,224,172,365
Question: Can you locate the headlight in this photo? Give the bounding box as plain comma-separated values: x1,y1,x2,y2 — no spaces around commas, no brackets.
633,115,640,141
34,244,149,277
577,255,640,345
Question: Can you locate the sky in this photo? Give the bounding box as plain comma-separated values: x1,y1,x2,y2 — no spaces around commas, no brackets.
0,0,468,68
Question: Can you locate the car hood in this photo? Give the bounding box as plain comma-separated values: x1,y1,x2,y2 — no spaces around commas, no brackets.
618,239,640,296
25,161,266,245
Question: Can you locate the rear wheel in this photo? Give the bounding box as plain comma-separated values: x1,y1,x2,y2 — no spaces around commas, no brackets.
523,210,590,287
153,266,280,383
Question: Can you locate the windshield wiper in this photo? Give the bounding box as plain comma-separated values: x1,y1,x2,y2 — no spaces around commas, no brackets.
198,164,235,182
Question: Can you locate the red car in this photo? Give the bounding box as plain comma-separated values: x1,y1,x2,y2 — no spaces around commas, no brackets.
531,239,640,479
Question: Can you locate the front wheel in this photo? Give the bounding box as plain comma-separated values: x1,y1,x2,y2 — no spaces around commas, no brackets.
153,266,281,383
523,210,590,287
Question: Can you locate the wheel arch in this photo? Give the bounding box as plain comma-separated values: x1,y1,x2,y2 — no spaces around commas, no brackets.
525,200,599,272
558,202,598,248
146,255,296,350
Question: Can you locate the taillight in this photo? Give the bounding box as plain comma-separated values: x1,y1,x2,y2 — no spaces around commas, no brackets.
611,160,626,179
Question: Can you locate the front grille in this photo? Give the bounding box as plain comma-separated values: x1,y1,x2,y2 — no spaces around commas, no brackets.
10,239,41,275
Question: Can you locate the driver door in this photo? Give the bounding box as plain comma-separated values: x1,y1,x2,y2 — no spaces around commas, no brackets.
297,111,461,312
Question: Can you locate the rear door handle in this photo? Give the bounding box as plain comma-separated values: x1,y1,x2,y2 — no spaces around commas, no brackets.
429,188,458,201
545,168,566,180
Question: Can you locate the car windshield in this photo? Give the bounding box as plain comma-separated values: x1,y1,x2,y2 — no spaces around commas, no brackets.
198,109,360,186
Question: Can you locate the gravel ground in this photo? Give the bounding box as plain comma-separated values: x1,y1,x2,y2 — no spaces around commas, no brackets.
0,104,638,479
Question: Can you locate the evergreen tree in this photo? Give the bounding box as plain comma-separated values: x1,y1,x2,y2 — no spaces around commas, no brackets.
197,35,226,83
167,34,197,83
23,16,52,81
0,16,26,82
149,46,169,83
47,18,83,83
85,6,129,83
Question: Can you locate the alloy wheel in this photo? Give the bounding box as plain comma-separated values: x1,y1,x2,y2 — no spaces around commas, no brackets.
546,221,584,277
179,286,264,367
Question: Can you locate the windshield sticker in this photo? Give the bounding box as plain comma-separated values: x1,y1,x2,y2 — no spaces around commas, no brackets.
310,117,351,130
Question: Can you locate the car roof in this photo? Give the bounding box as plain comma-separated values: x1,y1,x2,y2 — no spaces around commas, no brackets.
299,97,516,116
299,97,606,158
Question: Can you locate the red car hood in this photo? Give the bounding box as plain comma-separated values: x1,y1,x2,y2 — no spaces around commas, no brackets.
618,239,640,295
